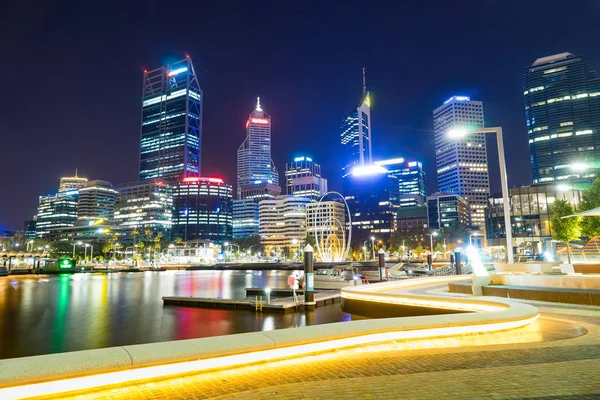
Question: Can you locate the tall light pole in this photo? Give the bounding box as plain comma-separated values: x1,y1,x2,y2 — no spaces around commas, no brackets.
370,236,375,260
363,240,368,260
426,231,438,254
447,127,513,264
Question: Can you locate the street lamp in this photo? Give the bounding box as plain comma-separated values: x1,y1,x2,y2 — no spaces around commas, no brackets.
447,126,513,264
370,236,375,260
469,233,481,247
426,231,439,254
73,241,82,258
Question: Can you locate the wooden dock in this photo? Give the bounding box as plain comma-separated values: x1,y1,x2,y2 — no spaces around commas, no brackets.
162,290,340,313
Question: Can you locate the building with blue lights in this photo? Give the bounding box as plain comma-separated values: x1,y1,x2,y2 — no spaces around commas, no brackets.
172,177,233,244
139,56,202,181
341,70,372,178
433,95,489,228
523,52,600,184
285,157,328,201
343,166,398,242
35,191,79,238
374,158,427,208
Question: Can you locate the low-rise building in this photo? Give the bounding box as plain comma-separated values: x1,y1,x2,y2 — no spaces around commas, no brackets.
259,195,311,254
114,179,173,234
306,201,346,244
426,192,470,231
485,184,584,256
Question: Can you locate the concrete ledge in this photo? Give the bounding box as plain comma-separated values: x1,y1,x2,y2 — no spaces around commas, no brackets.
0,276,539,398
449,281,600,306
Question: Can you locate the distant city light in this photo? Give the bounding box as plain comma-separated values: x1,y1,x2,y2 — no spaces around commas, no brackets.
168,67,188,77
443,95,471,104
251,118,269,125
351,164,388,176
294,157,305,162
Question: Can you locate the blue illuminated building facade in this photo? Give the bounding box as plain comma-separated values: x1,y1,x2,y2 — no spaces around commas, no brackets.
343,167,398,242
139,57,202,181
172,177,233,244
523,52,600,184
375,158,427,208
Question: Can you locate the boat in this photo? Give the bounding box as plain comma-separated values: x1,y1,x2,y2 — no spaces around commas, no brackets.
313,267,363,289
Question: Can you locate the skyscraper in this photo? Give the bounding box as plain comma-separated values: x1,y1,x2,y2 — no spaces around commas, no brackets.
433,96,488,228
341,69,372,177
114,179,173,233
237,97,280,199
139,56,202,181
58,171,88,193
259,196,311,253
285,156,328,201
523,52,600,184
233,98,281,239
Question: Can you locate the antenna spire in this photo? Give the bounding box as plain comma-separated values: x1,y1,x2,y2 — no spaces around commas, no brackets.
362,67,366,95
75,167,78,178
256,96,262,112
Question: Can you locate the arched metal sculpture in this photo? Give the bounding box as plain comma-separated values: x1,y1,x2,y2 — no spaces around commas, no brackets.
314,191,352,262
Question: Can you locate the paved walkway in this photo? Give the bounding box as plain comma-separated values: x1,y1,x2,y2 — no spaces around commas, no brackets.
53,300,600,400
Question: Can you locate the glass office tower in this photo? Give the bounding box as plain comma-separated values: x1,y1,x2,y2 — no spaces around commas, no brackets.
433,96,489,228
140,56,202,181
523,52,600,184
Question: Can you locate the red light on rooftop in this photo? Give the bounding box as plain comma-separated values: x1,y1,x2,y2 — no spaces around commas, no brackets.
182,177,200,182
207,177,224,183
245,120,249,128
182,177,223,184
251,118,269,125
185,54,190,58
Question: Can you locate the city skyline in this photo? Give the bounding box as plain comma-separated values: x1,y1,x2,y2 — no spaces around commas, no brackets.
2,1,600,230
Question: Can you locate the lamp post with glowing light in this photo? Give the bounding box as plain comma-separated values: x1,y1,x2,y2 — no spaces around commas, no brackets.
426,231,438,254
370,236,376,260
447,126,513,264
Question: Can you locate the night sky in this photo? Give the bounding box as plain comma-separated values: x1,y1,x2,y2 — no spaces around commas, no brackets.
2,1,599,230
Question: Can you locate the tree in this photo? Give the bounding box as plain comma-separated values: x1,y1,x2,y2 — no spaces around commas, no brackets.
579,178,600,238
434,243,443,253
551,199,581,264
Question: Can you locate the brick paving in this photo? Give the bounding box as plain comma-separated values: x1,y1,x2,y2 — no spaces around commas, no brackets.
54,303,600,400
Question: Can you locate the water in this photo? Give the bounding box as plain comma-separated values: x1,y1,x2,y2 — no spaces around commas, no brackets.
0,270,349,359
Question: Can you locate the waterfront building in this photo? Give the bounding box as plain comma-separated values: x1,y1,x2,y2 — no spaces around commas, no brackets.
306,200,346,244
433,96,489,228
58,171,88,193
374,158,427,207
35,191,79,237
523,52,600,184
285,156,328,201
259,195,311,254
114,179,173,233
426,192,470,231
172,177,233,244
485,184,584,256
237,98,280,199
77,180,118,223
342,165,398,242
139,56,202,181
341,69,372,177
232,199,259,239
397,206,428,232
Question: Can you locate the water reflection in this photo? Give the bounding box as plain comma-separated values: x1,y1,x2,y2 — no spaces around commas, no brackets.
0,270,348,359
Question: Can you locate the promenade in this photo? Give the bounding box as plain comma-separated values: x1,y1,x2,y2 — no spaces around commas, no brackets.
48,289,600,399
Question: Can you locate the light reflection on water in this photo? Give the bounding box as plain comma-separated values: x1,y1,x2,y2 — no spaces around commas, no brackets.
0,270,349,359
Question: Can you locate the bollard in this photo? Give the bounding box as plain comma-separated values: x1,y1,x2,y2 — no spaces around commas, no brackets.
450,254,455,274
378,248,385,281
427,254,433,271
303,244,314,304
455,252,462,275
265,288,271,304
